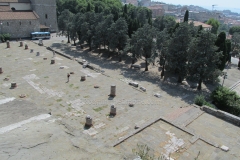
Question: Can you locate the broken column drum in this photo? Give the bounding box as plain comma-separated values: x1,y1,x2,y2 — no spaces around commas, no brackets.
0,67,3,74
110,104,116,115
81,76,86,81
11,82,17,88
36,52,40,56
6,41,10,48
85,115,92,126
25,44,28,49
51,59,55,64
20,41,23,47
110,85,116,96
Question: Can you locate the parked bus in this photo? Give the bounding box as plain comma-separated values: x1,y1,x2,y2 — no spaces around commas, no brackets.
31,32,51,40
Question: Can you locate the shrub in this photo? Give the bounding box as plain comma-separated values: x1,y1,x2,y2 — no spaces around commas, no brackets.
0,33,11,42
211,86,240,116
194,94,205,106
194,94,215,108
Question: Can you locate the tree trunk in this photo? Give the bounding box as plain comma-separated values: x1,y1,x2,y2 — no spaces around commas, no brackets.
178,75,182,83
67,32,70,43
145,58,148,71
132,58,135,64
197,78,202,90
73,39,76,46
119,57,122,62
161,65,165,79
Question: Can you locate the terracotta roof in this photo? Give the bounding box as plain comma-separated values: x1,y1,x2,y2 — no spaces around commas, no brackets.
0,0,30,2
189,21,212,28
0,11,38,20
0,5,10,11
148,5,164,9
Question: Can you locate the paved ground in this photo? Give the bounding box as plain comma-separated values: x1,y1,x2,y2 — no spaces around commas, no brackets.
0,35,240,160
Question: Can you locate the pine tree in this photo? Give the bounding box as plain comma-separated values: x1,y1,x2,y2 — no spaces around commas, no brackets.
166,22,192,83
131,24,157,71
188,31,221,90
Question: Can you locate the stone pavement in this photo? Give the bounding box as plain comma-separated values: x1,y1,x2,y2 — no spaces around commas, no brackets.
0,36,240,159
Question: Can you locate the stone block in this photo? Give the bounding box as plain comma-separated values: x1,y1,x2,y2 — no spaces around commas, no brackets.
220,145,229,152
129,81,138,87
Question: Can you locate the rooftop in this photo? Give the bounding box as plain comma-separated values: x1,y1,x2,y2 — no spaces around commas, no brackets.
0,11,38,20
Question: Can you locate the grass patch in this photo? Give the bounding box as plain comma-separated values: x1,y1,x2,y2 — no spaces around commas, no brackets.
74,86,79,89
44,76,49,78
60,104,65,107
48,103,53,106
56,98,62,102
84,95,90,98
7,75,11,77
75,94,80,97
6,55,11,57
68,103,71,106
69,84,74,87
93,105,107,112
67,107,72,112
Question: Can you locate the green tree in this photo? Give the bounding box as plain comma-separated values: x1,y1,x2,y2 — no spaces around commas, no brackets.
231,33,240,56
131,24,157,71
108,17,129,56
58,9,74,43
153,15,176,32
229,26,240,35
206,18,220,34
215,32,227,71
226,39,232,63
94,14,114,52
166,22,192,83
183,10,189,22
156,29,170,78
73,13,84,45
187,30,221,90
80,12,104,50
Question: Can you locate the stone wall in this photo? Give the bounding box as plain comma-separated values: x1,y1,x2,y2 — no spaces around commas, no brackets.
31,0,58,32
201,106,240,127
1,19,39,38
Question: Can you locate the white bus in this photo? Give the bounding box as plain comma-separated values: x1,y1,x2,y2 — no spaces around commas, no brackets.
31,32,51,40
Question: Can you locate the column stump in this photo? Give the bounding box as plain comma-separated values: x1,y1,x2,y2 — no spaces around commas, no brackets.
0,67,3,74
110,104,116,116
110,85,116,97
51,59,55,64
11,82,17,88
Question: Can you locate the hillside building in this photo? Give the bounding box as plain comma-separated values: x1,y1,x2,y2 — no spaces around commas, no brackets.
0,0,57,39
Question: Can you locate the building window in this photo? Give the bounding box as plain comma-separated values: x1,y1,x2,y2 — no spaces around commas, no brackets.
45,14,48,19
19,22,21,25
7,22,9,26
29,21,31,25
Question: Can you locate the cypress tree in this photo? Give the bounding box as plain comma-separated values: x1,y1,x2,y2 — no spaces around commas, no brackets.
87,3,91,12
215,32,227,70
184,10,189,22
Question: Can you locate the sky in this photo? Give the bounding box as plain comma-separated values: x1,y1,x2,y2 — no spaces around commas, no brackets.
159,0,240,13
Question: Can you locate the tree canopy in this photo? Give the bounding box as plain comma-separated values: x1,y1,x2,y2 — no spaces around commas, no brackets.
206,18,220,34
229,26,240,35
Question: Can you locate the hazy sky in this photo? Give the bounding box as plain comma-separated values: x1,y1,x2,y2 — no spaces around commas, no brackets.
160,0,240,10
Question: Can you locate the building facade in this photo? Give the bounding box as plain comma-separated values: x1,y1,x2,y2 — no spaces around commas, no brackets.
0,0,57,38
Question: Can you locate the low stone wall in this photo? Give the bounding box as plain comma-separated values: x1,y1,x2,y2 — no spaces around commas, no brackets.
201,106,240,127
